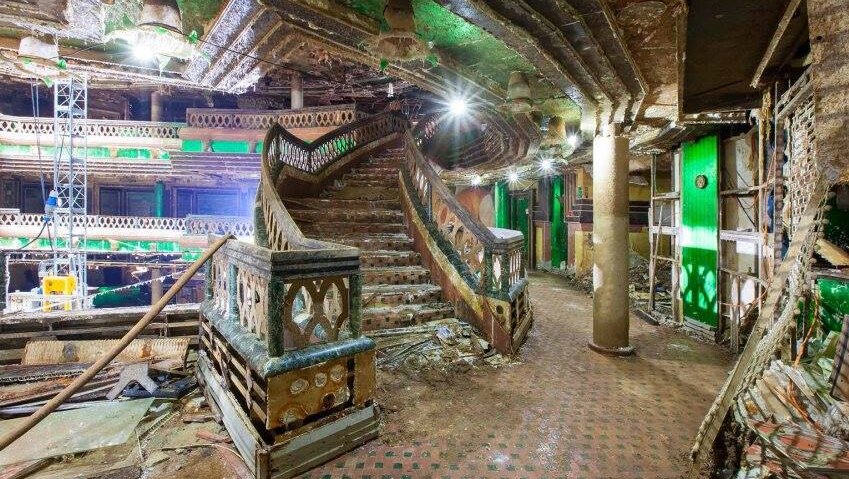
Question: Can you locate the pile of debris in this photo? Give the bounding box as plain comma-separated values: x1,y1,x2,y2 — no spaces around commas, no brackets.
0,338,242,478
370,318,514,374
732,342,849,477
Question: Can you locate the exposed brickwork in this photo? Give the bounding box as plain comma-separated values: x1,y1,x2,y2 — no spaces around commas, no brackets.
299,272,733,478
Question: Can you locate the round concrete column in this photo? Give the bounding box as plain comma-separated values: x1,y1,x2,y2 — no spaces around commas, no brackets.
589,133,634,356
291,72,303,109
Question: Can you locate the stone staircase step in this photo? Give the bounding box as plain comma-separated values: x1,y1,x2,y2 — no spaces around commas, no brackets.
301,222,407,235
362,266,431,285
362,284,443,308
283,198,400,211
323,186,399,200
361,303,455,330
288,208,404,224
344,169,399,180
339,179,400,188
330,234,414,251
360,250,421,268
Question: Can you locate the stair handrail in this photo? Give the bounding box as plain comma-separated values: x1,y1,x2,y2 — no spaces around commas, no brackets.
404,115,526,298
262,111,409,177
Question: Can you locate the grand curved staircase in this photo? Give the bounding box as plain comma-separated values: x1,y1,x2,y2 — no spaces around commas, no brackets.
197,108,532,478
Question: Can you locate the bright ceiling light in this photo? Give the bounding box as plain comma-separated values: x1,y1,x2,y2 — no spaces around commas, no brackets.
471,175,482,186
508,171,519,183
133,42,155,62
567,134,580,148
448,97,468,116
540,158,553,172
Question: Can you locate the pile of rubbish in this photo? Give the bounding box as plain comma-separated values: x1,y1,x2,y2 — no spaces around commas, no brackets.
732,356,849,478
0,338,238,478
371,318,514,374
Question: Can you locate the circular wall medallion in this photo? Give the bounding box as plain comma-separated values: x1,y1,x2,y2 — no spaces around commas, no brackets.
695,174,708,189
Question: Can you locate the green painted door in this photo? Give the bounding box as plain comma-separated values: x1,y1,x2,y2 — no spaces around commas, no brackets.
681,135,719,327
511,195,530,257
493,181,510,228
550,176,566,269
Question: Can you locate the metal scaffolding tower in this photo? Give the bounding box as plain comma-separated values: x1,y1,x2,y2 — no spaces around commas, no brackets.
50,76,88,308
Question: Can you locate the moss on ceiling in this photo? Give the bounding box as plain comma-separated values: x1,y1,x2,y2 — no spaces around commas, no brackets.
342,0,579,122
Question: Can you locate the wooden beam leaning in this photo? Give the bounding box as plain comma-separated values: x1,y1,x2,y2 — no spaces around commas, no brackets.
0,234,234,451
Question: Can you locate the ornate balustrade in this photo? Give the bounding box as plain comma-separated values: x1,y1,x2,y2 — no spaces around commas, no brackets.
0,114,183,151
181,105,369,152
401,117,531,354
0,212,253,241
186,104,365,130
197,109,381,463
184,215,254,237
203,238,361,356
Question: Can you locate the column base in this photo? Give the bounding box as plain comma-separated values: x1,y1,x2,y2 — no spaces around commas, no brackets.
588,341,635,356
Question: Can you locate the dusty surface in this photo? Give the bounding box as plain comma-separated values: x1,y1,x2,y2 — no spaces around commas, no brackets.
301,271,734,478
28,272,731,478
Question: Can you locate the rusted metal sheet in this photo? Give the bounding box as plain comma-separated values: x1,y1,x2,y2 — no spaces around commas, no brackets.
21,338,189,366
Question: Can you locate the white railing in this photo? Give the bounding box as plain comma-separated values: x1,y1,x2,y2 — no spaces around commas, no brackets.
185,104,365,131
0,114,183,140
0,213,253,237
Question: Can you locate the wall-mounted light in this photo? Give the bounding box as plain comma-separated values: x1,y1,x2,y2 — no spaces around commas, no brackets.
508,171,519,183
540,158,553,172
471,175,482,186
567,134,580,148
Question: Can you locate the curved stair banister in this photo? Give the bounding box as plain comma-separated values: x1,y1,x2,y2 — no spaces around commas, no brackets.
400,114,532,355
198,109,412,475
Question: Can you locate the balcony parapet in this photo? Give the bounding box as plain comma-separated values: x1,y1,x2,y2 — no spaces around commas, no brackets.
0,212,254,246
0,114,183,153
180,104,366,152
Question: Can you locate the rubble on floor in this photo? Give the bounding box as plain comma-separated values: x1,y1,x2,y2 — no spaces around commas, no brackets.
0,337,235,479
732,354,849,478
371,318,515,375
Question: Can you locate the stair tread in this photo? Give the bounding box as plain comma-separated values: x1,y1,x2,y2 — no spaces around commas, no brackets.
362,303,454,314
362,283,441,293
361,265,429,272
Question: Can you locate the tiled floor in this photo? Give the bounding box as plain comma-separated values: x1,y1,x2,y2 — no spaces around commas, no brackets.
301,272,733,479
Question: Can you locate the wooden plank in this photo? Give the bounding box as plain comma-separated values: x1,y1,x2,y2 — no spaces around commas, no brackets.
269,405,378,479
21,338,189,365
816,238,849,267
197,353,261,477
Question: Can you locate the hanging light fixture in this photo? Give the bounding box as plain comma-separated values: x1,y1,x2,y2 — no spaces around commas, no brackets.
0,36,67,84
106,0,199,71
375,0,429,61
544,116,567,145
506,71,533,114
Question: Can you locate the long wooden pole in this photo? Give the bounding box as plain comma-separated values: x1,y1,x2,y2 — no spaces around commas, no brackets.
0,234,233,450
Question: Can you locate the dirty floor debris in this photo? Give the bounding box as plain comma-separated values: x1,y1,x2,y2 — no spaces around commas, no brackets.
0,272,733,478
301,271,734,478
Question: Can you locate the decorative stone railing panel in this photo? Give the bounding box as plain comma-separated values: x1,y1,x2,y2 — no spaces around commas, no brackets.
404,129,526,298
184,215,254,237
204,238,361,355
186,104,365,130
262,111,408,175
0,212,253,238
0,114,183,140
